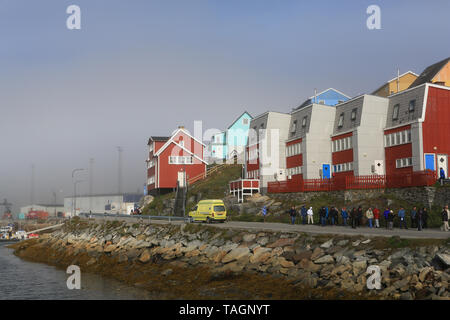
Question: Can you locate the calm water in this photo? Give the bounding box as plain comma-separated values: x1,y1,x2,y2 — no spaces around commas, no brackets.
0,242,154,300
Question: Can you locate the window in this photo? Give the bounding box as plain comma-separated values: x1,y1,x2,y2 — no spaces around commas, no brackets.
351,108,357,121
243,118,249,125
260,123,264,129
409,100,416,112
287,166,302,176
147,176,155,185
392,104,400,120
291,120,297,133
396,157,413,168
302,116,308,128
338,113,344,127
286,142,302,157
179,140,184,147
169,156,193,164
333,162,353,173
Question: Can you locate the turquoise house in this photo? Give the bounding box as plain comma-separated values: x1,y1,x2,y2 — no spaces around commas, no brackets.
210,111,253,162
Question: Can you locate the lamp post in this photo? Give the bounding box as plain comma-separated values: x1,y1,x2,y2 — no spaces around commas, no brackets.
72,168,85,217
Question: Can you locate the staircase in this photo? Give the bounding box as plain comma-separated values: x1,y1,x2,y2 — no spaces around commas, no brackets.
187,163,230,185
173,181,187,217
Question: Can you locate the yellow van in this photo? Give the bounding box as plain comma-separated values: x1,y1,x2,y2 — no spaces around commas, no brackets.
189,200,227,223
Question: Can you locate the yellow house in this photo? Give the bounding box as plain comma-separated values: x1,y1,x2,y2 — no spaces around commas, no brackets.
409,57,450,88
372,71,418,97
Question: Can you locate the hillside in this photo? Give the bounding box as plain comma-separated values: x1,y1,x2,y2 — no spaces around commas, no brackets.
142,164,242,215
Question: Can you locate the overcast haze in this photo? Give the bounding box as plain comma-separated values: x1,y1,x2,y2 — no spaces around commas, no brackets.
1,0,449,213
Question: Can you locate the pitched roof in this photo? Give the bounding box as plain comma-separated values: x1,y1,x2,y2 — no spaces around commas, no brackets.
371,71,418,94
226,111,253,130
409,57,450,88
148,136,170,145
153,128,206,163
295,88,350,110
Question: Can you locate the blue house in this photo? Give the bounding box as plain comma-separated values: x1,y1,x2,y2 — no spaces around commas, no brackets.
296,88,351,110
209,111,253,163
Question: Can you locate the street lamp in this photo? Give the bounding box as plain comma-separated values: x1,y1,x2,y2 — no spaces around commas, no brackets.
72,168,85,217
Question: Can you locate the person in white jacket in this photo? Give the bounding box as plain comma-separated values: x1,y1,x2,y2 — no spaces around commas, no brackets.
307,207,314,224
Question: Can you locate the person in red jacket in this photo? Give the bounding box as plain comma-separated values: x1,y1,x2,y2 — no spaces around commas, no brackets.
373,207,380,228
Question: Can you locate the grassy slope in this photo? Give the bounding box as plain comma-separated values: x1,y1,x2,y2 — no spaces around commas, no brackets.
142,164,242,215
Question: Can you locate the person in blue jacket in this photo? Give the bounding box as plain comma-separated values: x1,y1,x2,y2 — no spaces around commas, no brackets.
301,205,307,225
341,207,348,226
440,167,446,180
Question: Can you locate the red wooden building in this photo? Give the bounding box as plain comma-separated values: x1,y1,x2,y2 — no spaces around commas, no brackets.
146,127,207,195
384,83,450,178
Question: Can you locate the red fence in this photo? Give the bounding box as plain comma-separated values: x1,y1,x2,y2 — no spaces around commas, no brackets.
267,170,436,193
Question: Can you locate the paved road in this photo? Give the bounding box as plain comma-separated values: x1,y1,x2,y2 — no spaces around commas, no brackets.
86,215,450,240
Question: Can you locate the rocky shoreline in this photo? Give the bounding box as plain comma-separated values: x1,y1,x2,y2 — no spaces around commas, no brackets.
11,218,449,300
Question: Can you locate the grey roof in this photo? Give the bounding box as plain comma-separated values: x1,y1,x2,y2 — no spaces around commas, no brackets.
409,57,450,88
385,85,426,129
148,136,170,144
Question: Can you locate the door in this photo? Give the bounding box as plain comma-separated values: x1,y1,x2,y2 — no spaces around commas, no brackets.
424,154,435,172
437,154,448,177
322,164,331,179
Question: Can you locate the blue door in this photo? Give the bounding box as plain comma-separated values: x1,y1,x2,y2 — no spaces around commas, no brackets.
425,154,435,171
322,164,331,179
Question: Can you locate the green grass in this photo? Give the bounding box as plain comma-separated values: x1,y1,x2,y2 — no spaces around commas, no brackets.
142,164,242,215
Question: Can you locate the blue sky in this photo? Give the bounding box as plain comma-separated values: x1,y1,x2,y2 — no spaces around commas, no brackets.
0,0,449,209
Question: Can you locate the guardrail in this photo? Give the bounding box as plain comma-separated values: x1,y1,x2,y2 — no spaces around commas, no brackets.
78,212,190,223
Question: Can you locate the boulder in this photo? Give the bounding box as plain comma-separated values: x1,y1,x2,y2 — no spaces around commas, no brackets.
250,247,272,264
320,239,334,249
292,250,312,263
104,244,116,253
266,238,295,248
315,255,334,264
243,234,256,242
278,257,295,268
222,247,250,264
419,267,433,282
298,259,321,272
435,253,450,267
139,250,151,263
311,247,324,260
337,240,349,246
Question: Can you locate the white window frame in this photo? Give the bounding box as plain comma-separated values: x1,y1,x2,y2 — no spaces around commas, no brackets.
393,104,400,120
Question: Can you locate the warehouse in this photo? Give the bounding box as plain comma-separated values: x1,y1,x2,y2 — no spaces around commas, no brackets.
63,193,142,216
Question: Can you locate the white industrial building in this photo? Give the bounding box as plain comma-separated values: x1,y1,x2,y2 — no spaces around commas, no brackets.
63,193,142,216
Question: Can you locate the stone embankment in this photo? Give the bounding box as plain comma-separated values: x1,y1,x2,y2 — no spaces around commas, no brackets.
12,218,450,300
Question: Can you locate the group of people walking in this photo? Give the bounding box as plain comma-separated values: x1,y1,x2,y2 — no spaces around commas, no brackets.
286,204,450,232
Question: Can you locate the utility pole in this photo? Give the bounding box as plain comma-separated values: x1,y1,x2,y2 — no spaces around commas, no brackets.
117,146,123,195
72,168,85,217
